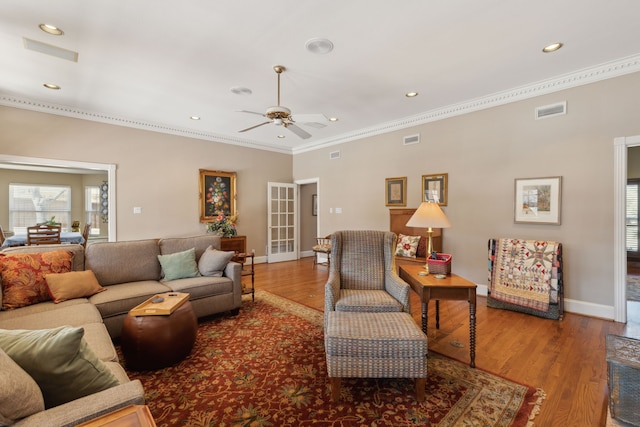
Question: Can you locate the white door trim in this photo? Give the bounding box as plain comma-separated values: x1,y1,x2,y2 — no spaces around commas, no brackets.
614,135,640,323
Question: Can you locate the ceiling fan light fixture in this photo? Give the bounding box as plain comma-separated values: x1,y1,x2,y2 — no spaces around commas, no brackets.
305,38,334,54
39,24,64,35
273,118,283,126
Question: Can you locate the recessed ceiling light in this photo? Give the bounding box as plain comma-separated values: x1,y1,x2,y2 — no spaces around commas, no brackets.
277,134,285,139
405,92,418,98
305,38,334,54
43,83,60,90
39,24,64,35
230,86,252,95
190,116,201,120
329,117,339,122
542,42,563,53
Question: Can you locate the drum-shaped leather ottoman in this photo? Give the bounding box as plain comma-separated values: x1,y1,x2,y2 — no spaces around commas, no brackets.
121,300,198,371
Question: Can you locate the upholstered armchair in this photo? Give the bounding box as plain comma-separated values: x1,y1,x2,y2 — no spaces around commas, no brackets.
324,230,411,318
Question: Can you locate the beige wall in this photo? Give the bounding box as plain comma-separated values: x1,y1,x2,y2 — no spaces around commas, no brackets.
294,71,640,309
2,71,640,312
0,107,292,256
299,183,318,253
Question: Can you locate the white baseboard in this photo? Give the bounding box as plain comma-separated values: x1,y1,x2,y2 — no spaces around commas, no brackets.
475,283,615,320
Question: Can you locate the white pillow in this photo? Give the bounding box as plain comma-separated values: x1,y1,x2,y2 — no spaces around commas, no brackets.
198,245,234,277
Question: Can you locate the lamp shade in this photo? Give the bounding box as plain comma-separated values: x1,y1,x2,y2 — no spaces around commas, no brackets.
406,202,452,229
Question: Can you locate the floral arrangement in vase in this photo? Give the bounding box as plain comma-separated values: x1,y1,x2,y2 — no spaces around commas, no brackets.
207,213,237,237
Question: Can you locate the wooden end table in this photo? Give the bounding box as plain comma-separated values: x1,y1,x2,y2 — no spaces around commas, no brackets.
78,405,156,426
399,264,477,368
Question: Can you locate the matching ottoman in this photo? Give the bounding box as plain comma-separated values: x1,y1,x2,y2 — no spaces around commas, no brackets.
324,311,428,402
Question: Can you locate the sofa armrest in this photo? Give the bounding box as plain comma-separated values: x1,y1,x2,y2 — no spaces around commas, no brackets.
224,261,243,306
13,380,145,427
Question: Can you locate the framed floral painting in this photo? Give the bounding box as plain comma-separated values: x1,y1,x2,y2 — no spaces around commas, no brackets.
199,169,237,222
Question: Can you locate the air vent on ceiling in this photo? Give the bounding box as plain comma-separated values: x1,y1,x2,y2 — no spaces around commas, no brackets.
329,150,341,160
535,101,566,120
23,38,78,62
403,134,420,145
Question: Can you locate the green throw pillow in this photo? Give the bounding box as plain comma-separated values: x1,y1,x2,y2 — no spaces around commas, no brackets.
0,326,120,409
158,247,200,281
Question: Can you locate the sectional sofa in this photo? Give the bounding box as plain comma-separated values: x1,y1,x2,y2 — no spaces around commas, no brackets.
0,234,242,426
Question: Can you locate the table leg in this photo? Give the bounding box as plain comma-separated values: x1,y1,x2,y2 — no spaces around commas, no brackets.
435,300,440,329
469,301,476,368
421,301,428,336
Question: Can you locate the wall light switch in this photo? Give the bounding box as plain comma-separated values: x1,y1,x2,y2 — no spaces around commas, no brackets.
133,207,142,214
329,208,333,214
335,207,342,214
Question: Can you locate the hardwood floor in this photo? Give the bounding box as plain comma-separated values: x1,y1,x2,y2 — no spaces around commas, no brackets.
250,257,640,427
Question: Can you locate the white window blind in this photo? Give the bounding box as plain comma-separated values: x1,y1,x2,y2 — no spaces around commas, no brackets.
9,184,71,232
627,180,639,252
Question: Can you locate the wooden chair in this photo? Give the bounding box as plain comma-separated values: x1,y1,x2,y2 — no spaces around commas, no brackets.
312,235,332,268
82,222,91,248
26,224,61,245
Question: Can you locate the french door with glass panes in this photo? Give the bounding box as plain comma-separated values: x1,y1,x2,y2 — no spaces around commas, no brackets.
267,182,297,263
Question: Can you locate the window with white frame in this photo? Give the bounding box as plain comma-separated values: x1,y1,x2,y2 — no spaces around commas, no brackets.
9,184,71,233
85,186,102,236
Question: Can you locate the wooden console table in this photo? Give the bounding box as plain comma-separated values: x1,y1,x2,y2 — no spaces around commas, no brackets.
399,264,477,368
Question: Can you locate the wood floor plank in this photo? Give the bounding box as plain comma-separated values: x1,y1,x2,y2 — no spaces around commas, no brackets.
252,258,633,427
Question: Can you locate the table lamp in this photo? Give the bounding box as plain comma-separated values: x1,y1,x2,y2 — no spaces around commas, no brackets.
406,201,452,268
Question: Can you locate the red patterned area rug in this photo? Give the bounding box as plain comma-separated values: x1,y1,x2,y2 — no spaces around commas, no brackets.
120,291,545,426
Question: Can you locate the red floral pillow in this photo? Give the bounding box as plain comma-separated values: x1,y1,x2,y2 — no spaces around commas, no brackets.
0,250,74,310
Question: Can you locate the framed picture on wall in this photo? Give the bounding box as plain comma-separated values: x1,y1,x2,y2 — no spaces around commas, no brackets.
422,173,448,206
199,169,237,222
514,176,562,224
385,177,407,206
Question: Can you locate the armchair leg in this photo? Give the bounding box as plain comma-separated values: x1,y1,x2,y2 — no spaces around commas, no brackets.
415,378,426,402
330,377,341,402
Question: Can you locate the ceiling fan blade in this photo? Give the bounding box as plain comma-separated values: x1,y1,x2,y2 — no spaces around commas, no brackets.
237,110,266,117
291,113,328,123
285,123,312,139
238,121,271,133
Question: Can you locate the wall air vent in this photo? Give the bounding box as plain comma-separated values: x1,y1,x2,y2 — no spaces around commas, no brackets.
535,101,566,120
403,134,420,145
329,150,341,160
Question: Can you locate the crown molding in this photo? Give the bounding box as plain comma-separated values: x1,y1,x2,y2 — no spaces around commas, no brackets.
2,53,639,156
0,96,292,154
292,53,640,154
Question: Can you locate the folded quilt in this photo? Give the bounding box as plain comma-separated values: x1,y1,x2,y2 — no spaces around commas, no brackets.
490,238,559,313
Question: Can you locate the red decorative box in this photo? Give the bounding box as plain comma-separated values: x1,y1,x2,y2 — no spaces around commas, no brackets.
427,253,452,275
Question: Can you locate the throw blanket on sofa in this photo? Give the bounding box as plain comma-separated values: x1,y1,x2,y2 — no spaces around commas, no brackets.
489,238,559,313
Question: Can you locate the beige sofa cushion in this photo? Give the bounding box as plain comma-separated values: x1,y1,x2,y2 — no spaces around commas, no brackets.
158,234,222,259
86,239,161,286
0,348,44,424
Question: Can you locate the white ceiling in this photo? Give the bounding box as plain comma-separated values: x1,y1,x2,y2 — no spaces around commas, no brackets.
2,0,640,154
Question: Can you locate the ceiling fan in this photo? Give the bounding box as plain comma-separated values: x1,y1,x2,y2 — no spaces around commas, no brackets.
238,65,327,139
